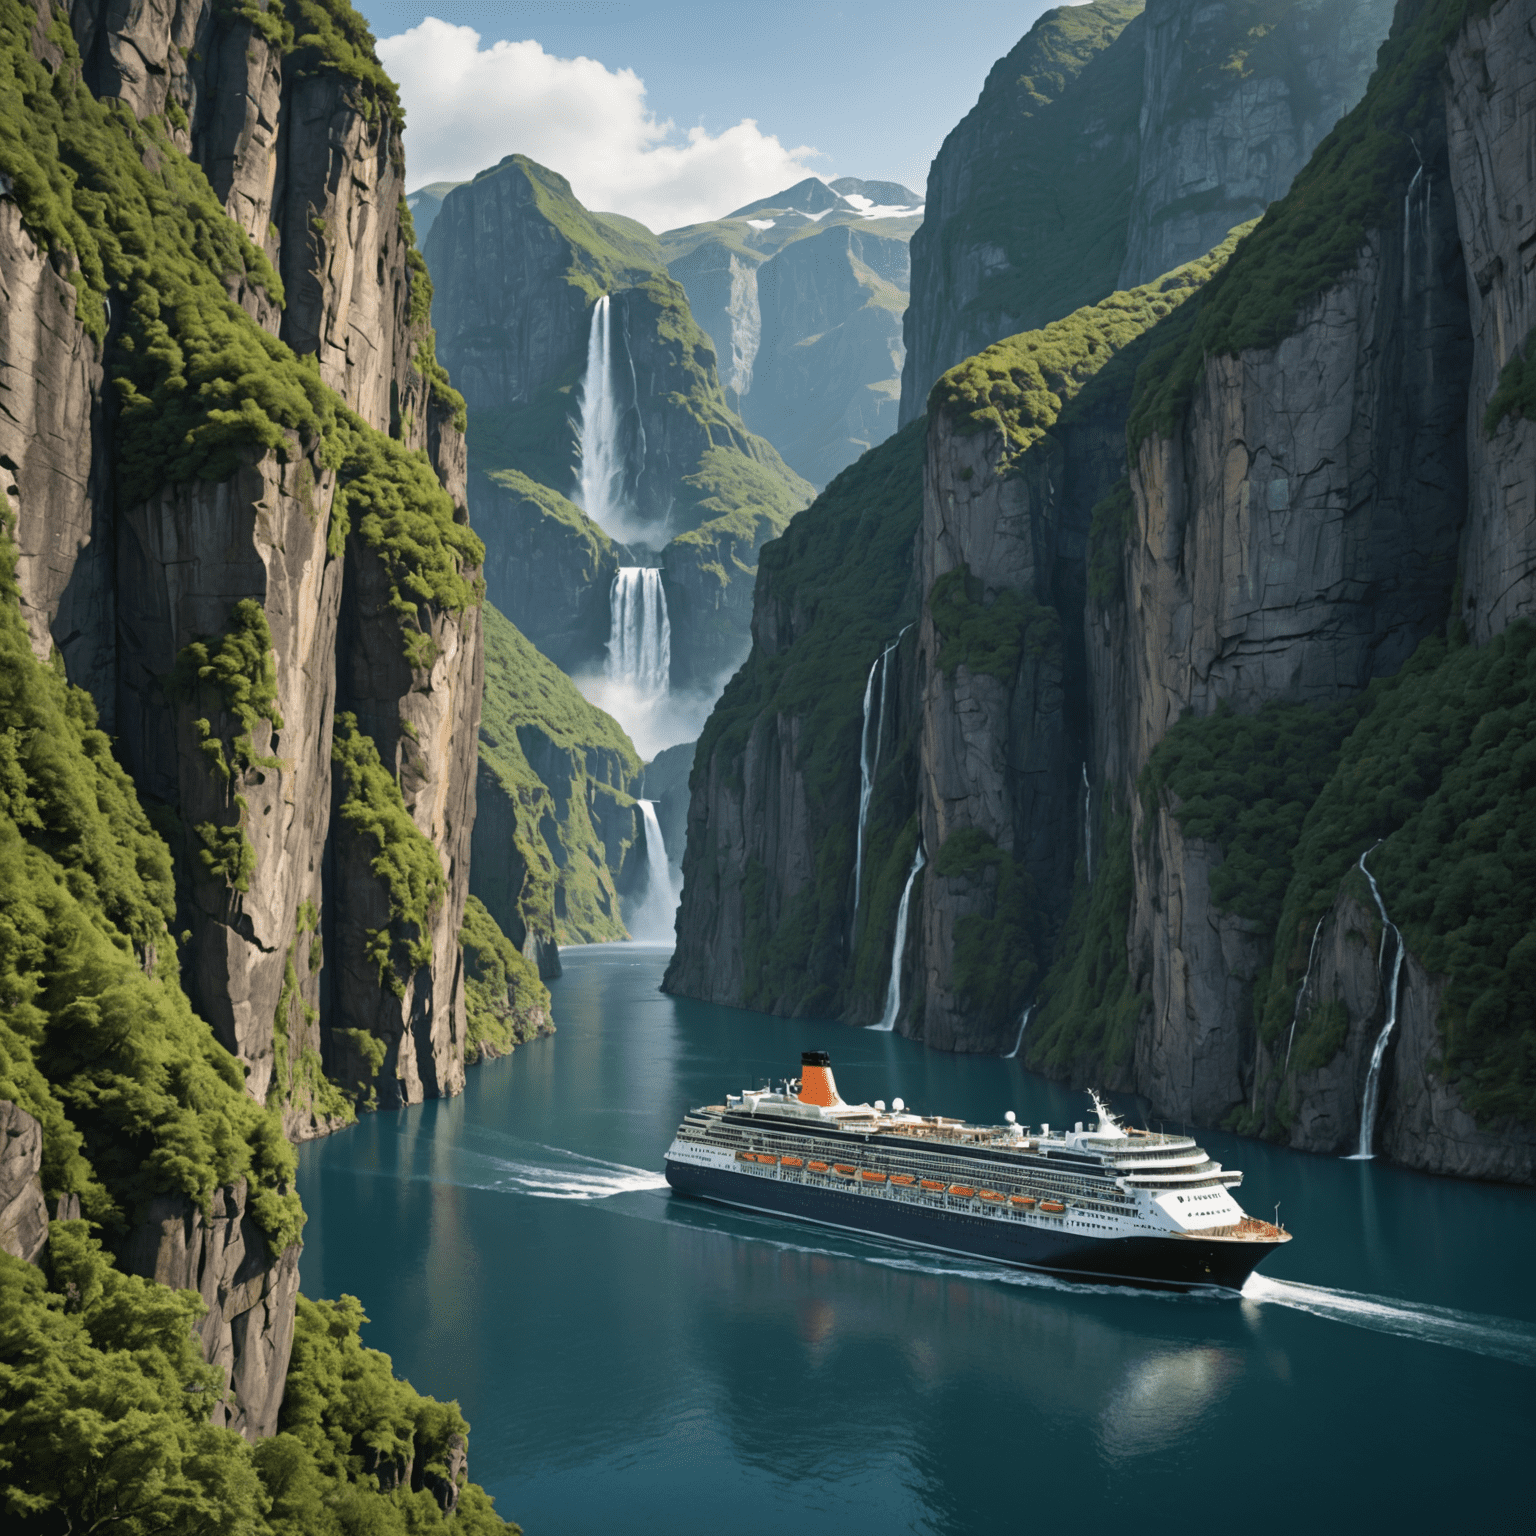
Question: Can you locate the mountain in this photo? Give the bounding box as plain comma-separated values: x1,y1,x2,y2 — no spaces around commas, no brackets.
423,154,813,689
660,177,924,486
898,0,1398,425
0,0,532,1522
666,0,1536,1186
405,178,465,244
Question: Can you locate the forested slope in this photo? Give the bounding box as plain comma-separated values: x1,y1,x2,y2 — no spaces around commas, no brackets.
0,0,529,1521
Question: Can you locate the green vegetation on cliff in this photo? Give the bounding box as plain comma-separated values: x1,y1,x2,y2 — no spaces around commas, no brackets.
934,225,1251,462
0,1227,516,1534
475,603,640,948
917,0,1146,365
932,828,1040,1029
331,715,446,993
1485,325,1536,435
460,895,552,1062
1027,800,1145,1079
929,564,1060,684
1256,625,1536,1126
0,529,301,1249
468,155,664,303
1140,698,1364,931
686,419,927,1016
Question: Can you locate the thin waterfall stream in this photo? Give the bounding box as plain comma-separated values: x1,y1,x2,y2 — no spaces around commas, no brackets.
1348,847,1405,1160
1005,1005,1033,1060
851,626,911,929
873,841,925,1031
1284,915,1328,1073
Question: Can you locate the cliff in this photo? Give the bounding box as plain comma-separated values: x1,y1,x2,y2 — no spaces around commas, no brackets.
0,0,520,1516
898,0,1395,425
672,0,1536,1184
473,601,643,972
424,155,812,689
664,418,927,1015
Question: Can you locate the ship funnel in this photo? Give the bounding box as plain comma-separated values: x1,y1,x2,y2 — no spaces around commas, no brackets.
798,1051,843,1107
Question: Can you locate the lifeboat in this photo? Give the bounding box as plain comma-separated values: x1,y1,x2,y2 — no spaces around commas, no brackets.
1010,1195,1036,1208
736,1151,753,1161
756,1154,779,1165
948,1185,976,1198
920,1179,946,1191
1040,1199,1066,1214
890,1174,915,1187
832,1164,857,1178
781,1157,804,1169
807,1161,829,1172
860,1170,887,1184
979,1190,1005,1202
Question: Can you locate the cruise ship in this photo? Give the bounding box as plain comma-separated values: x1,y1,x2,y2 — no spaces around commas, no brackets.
664,1052,1291,1292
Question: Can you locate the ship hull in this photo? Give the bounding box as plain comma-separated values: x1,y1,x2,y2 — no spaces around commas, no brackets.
665,1159,1278,1293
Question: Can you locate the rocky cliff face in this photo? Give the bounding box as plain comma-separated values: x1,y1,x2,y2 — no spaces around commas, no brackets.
899,0,1396,425
743,223,909,488
1446,0,1536,642
1118,0,1396,288
1,0,491,1434
673,0,1536,1184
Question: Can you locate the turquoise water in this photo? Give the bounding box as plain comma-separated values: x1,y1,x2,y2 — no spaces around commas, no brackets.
298,946,1536,1533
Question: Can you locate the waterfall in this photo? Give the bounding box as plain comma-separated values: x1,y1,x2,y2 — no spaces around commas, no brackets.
1283,915,1328,1073
852,653,882,925
579,295,624,529
1005,1005,1033,1060
627,799,679,942
1348,847,1406,1160
851,626,911,928
1081,763,1093,884
872,841,925,1032
606,569,670,695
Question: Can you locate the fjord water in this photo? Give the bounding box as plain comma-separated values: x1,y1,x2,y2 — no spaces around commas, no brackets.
298,949,1534,1533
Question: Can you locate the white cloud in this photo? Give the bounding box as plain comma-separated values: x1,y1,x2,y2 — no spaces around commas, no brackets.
379,18,822,233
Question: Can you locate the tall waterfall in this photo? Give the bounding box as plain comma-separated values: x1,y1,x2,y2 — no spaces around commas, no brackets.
852,626,911,930
606,569,670,695
853,654,881,924
579,295,624,529
1005,1005,1033,1060
1348,847,1405,1160
627,799,679,941
873,841,925,1032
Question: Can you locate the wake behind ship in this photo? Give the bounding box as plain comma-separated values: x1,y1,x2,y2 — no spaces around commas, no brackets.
664,1052,1291,1292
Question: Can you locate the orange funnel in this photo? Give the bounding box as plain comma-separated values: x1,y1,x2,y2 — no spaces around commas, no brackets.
798,1050,842,1107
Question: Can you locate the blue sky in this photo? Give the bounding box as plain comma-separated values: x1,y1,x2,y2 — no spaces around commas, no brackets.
356,1,1066,229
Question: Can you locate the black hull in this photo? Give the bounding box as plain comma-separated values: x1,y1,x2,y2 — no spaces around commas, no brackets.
666,1161,1280,1293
